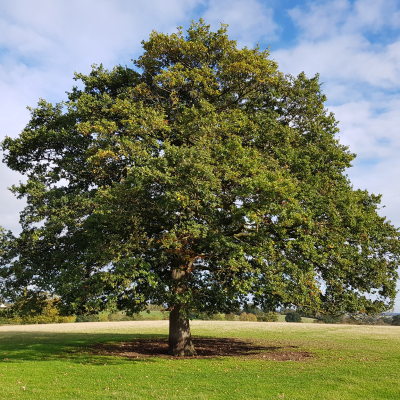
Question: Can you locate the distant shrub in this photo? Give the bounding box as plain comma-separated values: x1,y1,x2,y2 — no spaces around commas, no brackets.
75,314,99,323
121,313,144,321
3,292,75,325
210,313,224,321
0,309,12,319
380,317,393,325
109,313,124,322
248,314,257,322
240,312,257,322
257,312,279,322
392,315,400,326
224,313,236,321
0,313,76,325
242,303,264,315
8,316,23,325
280,308,296,315
342,314,395,325
197,312,212,320
318,315,342,324
99,314,109,322
239,312,247,321
285,312,302,323
23,314,75,324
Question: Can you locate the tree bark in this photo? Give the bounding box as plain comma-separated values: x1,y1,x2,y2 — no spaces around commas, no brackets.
168,262,196,356
168,304,196,356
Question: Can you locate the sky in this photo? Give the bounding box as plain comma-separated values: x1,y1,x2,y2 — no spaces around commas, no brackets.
1,0,400,311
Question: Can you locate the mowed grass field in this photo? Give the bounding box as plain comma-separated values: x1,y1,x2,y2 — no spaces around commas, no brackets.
0,321,399,399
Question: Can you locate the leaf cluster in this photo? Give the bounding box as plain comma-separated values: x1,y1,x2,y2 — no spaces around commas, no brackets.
0,20,399,316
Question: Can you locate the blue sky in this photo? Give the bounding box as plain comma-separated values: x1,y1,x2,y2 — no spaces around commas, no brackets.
1,0,400,311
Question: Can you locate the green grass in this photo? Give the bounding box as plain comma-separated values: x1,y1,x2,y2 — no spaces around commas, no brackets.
0,321,399,399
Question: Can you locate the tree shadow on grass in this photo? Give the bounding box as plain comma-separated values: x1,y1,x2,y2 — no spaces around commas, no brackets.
0,330,314,364
90,337,313,361
0,331,167,364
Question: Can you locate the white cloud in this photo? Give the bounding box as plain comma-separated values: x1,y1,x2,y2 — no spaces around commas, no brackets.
272,34,400,89
330,98,400,160
0,0,206,234
201,0,278,48
0,0,281,233
288,0,351,40
330,99,400,226
275,0,400,91
270,0,400,230
278,0,400,312
289,0,400,39
0,0,204,74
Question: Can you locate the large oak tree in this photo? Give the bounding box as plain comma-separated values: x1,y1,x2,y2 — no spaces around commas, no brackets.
1,21,399,356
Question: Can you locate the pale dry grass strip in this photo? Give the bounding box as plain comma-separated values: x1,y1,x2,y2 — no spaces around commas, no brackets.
0,320,399,340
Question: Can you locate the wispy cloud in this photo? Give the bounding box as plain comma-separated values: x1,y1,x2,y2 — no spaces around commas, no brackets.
271,0,400,229
201,0,279,48
0,0,205,233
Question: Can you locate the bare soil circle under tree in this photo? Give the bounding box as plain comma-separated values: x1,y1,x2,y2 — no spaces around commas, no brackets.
90,338,314,361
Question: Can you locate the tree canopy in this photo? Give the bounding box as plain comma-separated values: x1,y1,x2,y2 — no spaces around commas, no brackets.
1,20,399,355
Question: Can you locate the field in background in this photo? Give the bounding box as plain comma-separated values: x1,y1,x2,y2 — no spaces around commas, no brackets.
136,312,316,323
0,321,399,399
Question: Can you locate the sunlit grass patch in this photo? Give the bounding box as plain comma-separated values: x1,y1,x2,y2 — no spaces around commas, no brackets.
0,321,399,399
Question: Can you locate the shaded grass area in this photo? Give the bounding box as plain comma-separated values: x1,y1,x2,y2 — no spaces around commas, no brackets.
0,321,399,399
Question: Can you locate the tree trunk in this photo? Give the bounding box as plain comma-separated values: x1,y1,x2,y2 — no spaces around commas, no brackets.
168,304,196,356
168,262,196,356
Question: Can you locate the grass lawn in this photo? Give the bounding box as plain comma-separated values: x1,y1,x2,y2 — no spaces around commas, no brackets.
0,321,399,399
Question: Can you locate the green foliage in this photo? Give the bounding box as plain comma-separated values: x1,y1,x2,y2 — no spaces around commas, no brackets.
317,314,342,324
380,316,393,325
243,303,264,315
391,315,400,326
99,313,109,322
192,312,225,320
0,291,75,324
257,312,279,322
0,20,399,325
285,312,302,323
279,308,296,315
75,314,99,323
145,304,165,311
129,313,144,321
109,312,144,321
0,308,12,319
296,306,318,318
210,313,225,321
108,311,144,321
108,313,125,322
239,312,258,322
195,312,212,320
343,312,397,325
224,313,236,321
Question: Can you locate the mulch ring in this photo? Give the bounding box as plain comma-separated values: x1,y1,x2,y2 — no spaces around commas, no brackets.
90,338,314,361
